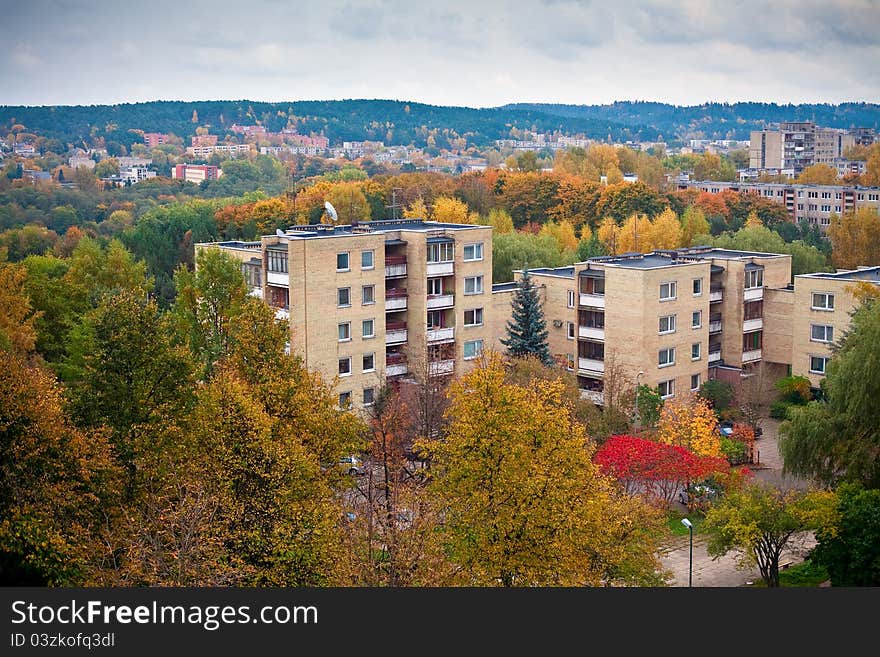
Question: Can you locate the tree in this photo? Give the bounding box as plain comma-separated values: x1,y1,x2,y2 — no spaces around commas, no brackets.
798,164,838,185
491,232,566,282
325,182,371,224
539,219,578,253
657,393,722,458
594,435,727,507
615,213,652,253
0,262,38,355
811,484,880,586
735,363,775,435
703,483,836,587
486,208,514,234
576,231,607,260
636,384,663,429
698,379,734,411
431,195,471,224
780,299,880,488
501,271,552,364
646,208,683,249
402,197,429,220
425,353,665,586
827,207,880,269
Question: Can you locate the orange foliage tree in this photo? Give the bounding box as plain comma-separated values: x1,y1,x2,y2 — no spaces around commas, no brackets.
657,393,722,458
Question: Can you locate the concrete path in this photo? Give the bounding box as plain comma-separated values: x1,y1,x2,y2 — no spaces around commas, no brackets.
658,418,816,587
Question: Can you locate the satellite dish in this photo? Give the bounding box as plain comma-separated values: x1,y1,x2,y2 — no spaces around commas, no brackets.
324,201,339,223
275,229,286,236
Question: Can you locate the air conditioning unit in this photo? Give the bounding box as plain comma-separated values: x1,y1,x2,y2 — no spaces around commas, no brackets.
553,320,564,328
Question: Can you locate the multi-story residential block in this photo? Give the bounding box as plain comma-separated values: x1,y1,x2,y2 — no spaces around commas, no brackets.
143,132,170,147
191,134,219,148
200,219,493,410
117,165,156,183
790,267,880,387
172,164,221,183
492,247,793,404
749,122,855,174
68,156,96,170
678,180,880,231
186,144,252,158
849,127,877,147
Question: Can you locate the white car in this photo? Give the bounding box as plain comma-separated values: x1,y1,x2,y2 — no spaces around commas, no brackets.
339,455,365,476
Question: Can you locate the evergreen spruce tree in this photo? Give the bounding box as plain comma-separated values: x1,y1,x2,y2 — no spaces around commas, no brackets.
501,271,553,365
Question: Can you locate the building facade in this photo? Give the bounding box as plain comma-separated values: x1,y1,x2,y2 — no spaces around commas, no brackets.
749,122,856,174
172,164,221,183
201,220,494,410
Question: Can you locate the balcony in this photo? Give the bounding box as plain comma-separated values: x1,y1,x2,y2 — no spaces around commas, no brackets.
427,293,455,310
426,326,455,343
267,271,289,287
426,261,454,277
709,314,722,334
744,287,764,302
742,349,762,363
579,293,605,309
743,317,763,332
385,362,408,377
386,322,407,345
708,346,722,363
578,325,605,340
578,357,605,373
709,288,723,303
274,307,289,321
385,289,408,311
428,359,455,376
385,256,407,278
579,389,604,405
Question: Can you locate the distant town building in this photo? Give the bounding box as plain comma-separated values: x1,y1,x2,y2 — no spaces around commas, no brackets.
191,134,219,147
230,124,267,138
68,156,96,170
849,127,877,147
186,144,252,158
143,132,170,147
115,165,156,184
13,143,36,156
22,169,52,184
749,122,855,174
172,164,221,183
117,156,153,168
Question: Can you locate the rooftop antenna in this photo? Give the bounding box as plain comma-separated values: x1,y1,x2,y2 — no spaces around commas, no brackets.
385,187,404,220
324,200,339,224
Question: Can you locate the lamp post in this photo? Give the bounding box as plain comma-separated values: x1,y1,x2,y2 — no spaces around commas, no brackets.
633,371,645,433
681,518,693,587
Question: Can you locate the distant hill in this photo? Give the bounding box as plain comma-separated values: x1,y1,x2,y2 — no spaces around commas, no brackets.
0,99,657,153
3,99,878,154
502,101,880,141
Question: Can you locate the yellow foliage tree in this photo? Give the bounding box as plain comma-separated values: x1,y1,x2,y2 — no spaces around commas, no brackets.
539,220,579,253
487,208,514,234
325,182,371,224
680,206,710,247
432,196,470,224
403,197,430,220
658,393,722,458
797,164,839,185
616,213,653,254
597,216,621,254
647,208,683,250
827,207,880,269
745,210,763,229
579,223,592,241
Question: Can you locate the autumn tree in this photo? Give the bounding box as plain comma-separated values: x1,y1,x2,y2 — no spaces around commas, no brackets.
827,207,880,269
646,208,683,250
797,164,838,185
0,262,38,355
402,197,429,220
325,181,372,224
657,393,722,458
486,207,514,234
680,205,711,246
431,195,471,224
539,219,578,253
703,483,836,587
501,271,552,364
425,353,665,586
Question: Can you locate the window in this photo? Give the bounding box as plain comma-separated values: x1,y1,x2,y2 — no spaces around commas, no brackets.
692,343,701,360
567,290,575,308
693,278,702,296
566,353,575,371
337,287,351,307
338,322,351,342
362,353,375,372
690,374,701,391
810,324,833,343
427,242,453,263
363,387,375,406
464,339,483,360
361,250,374,269
427,278,443,296
658,347,675,367
463,242,483,261
811,292,834,310
567,322,575,340
338,391,351,409
362,284,375,305
362,319,375,339
336,252,350,272
660,281,677,301
267,249,287,273
464,308,483,326
743,331,762,351
464,275,484,295
745,269,764,289
658,379,675,399
338,357,352,377
810,355,830,374
659,314,676,334
692,310,702,329
427,310,443,329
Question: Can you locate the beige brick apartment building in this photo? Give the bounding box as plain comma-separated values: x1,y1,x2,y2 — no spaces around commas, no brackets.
201,219,493,409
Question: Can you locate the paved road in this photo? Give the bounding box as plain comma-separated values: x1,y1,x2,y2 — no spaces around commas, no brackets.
659,418,816,587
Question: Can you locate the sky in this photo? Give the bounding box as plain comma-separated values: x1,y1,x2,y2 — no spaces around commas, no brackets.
3,0,879,108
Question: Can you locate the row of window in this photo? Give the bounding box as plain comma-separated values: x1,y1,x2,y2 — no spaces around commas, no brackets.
339,388,374,409
658,343,704,368
335,242,485,274
341,309,485,340
656,374,702,400
811,292,834,310
339,320,376,341
337,277,484,307
659,311,703,334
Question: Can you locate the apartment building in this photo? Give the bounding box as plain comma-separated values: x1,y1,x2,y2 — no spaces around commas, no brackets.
172,164,221,183
790,267,880,387
186,144,252,158
200,219,493,410
143,132,170,147
749,122,855,174
493,247,793,404
678,180,880,231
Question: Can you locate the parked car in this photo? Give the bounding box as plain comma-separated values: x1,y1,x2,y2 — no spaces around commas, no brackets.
339,455,366,476
678,481,720,506
719,421,734,437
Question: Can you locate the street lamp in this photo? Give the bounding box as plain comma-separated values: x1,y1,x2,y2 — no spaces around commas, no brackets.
633,371,645,432
681,518,693,588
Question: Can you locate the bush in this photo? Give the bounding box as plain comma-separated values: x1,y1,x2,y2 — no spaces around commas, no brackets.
720,436,749,465
699,379,734,411
770,400,791,420
718,407,745,423
775,375,812,405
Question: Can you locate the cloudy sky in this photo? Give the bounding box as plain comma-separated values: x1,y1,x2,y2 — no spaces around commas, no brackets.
4,0,879,107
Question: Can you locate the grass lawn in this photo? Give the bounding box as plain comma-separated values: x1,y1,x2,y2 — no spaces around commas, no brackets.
666,511,705,537
749,560,829,587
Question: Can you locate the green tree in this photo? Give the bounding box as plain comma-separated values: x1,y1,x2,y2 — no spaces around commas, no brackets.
703,483,836,587
699,379,734,411
811,484,880,586
0,262,38,355
780,299,880,488
576,232,607,261
501,271,552,365
492,232,566,283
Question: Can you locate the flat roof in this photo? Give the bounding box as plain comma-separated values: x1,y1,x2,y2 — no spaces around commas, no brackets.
519,266,575,279
676,246,787,260
799,266,880,283
274,219,485,239
492,282,518,293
